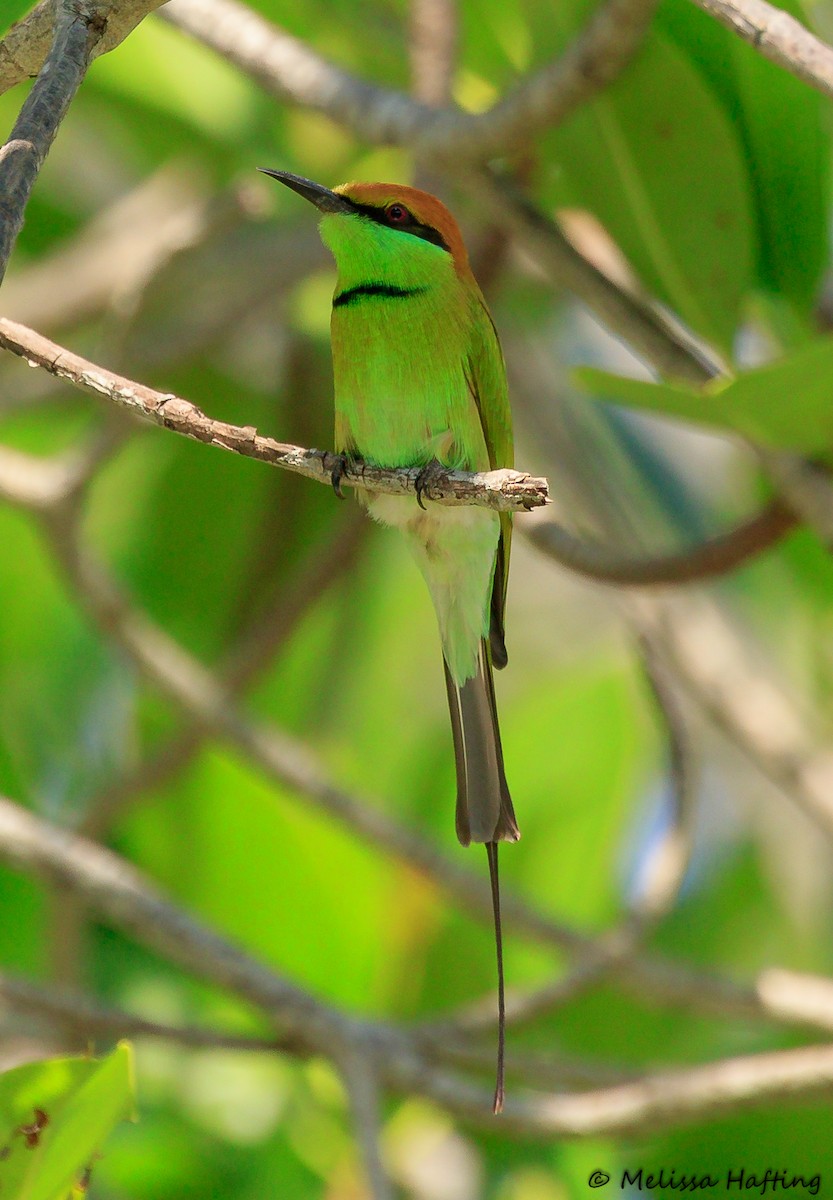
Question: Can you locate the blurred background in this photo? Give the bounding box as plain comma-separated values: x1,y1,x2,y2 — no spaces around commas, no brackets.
2,0,833,1194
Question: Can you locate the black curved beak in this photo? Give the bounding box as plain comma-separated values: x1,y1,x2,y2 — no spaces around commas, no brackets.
257,169,354,214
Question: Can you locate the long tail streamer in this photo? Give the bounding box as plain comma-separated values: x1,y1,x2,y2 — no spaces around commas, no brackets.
486,840,505,1113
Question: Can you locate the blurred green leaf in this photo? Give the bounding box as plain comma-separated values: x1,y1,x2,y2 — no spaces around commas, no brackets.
658,0,830,314
576,337,833,451
546,29,755,351
0,1043,134,1200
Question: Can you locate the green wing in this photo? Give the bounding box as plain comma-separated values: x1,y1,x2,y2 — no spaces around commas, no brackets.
464,292,513,668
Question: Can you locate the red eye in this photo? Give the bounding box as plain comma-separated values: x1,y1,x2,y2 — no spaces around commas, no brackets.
385,203,410,225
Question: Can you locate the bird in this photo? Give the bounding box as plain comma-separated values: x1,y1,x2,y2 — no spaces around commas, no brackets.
260,169,519,1112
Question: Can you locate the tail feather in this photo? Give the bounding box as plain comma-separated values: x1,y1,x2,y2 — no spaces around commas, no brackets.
444,642,517,1113
444,640,519,847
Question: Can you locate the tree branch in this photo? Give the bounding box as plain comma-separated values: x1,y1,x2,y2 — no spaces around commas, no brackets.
0,0,108,286
0,318,548,512
7,793,833,1136
630,593,833,846
0,0,167,97
527,496,796,586
161,0,659,161
691,0,833,99
0,971,285,1053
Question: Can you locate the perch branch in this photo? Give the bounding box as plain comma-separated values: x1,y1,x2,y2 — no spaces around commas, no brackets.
0,318,548,512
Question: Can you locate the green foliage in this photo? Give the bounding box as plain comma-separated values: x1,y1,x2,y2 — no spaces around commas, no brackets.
0,1044,134,1200
576,336,833,450
547,29,757,351
2,0,833,1194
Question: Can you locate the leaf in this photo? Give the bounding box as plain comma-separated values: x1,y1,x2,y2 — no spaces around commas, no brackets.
0,2,33,39
657,0,830,314
0,1043,135,1200
545,29,756,351
576,338,833,452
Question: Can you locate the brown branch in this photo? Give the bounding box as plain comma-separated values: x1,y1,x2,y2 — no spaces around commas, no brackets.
691,0,833,99
0,0,166,96
0,0,107,286
0,318,548,512
527,496,796,586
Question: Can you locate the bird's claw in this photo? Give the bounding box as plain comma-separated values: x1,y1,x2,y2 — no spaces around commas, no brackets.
414,459,446,511
329,453,350,499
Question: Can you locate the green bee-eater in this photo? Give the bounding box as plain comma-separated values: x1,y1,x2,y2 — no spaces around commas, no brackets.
261,170,519,1111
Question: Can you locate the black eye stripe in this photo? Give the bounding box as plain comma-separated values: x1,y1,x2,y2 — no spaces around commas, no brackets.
348,201,450,253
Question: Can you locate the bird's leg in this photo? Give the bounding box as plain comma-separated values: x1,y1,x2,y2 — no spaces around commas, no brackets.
414,457,448,510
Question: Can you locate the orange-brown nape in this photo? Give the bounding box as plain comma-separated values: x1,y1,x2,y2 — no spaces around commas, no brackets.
334,181,473,278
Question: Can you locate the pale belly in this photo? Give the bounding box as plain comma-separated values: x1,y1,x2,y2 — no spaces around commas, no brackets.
366,490,500,683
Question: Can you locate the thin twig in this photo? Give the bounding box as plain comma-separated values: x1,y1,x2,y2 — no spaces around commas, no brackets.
410,0,458,108
0,971,285,1053
0,318,548,512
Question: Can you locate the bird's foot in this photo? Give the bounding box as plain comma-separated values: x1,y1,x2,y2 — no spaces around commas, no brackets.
414,458,447,511
327,452,352,499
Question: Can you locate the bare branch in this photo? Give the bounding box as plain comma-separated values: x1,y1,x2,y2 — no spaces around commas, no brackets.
339,1048,395,1200
0,971,284,1053
410,0,458,108
161,0,659,160
691,0,833,99
0,0,166,96
467,168,723,384
490,1041,833,1136
78,508,369,841
0,793,352,1055
8,794,833,1136
0,0,106,285
0,318,548,512
527,496,796,586
38,496,833,1045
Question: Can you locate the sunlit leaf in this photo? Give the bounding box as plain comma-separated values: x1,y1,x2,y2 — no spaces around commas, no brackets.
576,337,833,451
